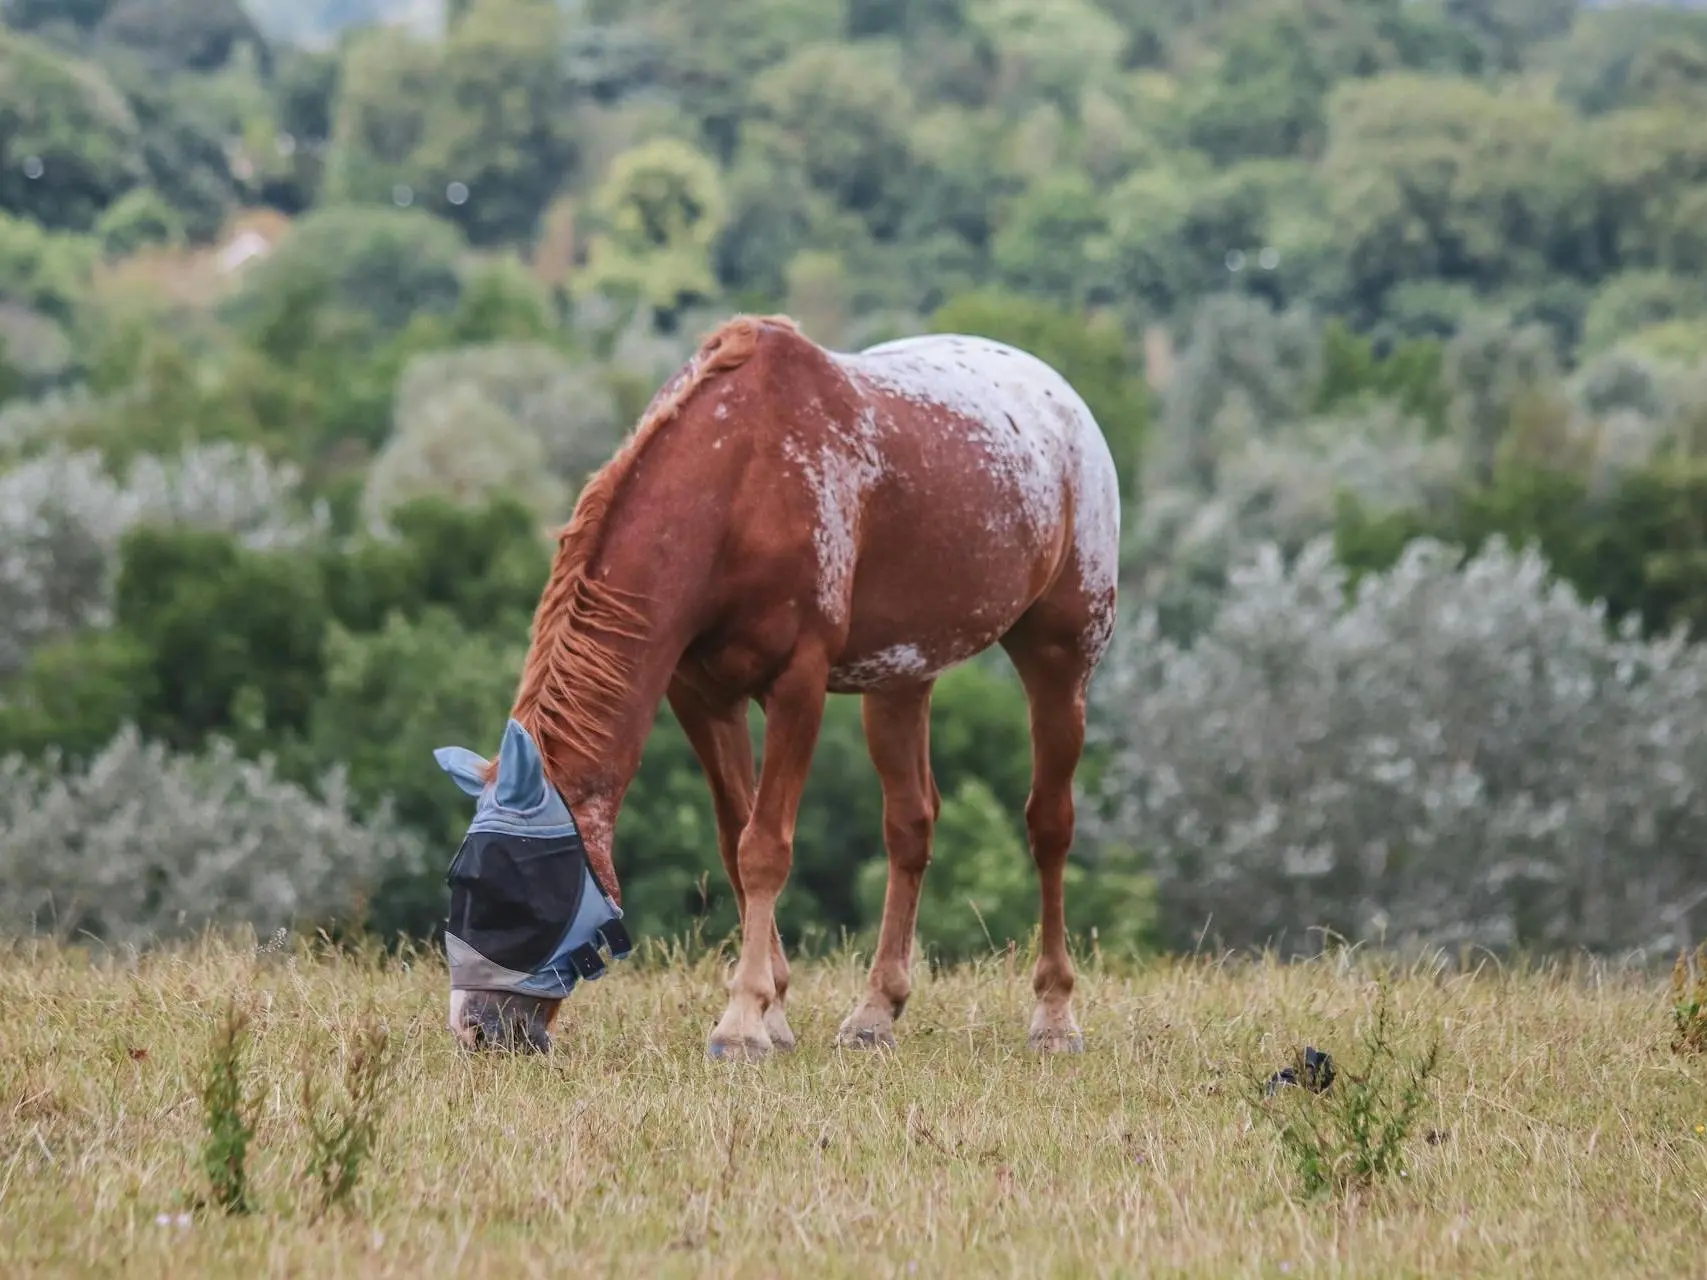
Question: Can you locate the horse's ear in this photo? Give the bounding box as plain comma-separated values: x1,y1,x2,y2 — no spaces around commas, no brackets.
433,746,489,799
493,718,547,811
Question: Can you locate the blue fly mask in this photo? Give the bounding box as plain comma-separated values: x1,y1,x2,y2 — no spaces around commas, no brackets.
433,718,632,1000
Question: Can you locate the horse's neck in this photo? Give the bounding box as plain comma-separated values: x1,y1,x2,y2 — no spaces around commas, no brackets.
528,472,723,801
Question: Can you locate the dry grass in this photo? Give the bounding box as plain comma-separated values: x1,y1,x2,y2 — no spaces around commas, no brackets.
1,934,1703,1278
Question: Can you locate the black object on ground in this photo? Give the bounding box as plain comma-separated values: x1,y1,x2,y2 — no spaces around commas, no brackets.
1265,1045,1336,1096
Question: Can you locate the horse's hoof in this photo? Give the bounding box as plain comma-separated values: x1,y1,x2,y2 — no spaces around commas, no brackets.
707,1035,771,1063
834,1022,897,1051
1027,1028,1085,1055
764,1008,798,1053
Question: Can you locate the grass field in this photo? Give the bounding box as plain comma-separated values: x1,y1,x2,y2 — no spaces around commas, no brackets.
2,934,1703,1278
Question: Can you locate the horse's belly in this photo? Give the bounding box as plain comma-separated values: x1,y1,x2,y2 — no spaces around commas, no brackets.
824,474,1065,694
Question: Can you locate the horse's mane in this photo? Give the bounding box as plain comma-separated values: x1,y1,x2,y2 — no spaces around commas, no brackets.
488,313,801,787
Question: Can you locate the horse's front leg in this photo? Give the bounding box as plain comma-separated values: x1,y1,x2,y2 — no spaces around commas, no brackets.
666,677,795,1051
706,647,828,1062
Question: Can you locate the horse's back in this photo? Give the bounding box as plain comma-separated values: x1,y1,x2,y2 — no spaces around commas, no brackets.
817,334,1120,691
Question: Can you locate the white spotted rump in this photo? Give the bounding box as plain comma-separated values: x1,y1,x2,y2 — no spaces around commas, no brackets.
808,333,1120,693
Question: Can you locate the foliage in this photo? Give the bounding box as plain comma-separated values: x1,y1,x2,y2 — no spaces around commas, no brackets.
1336,454,1707,644
226,205,467,339
0,212,97,323
0,443,320,676
584,137,729,316
297,1009,396,1215
0,726,424,945
364,379,567,525
1672,943,1707,1056
95,0,267,75
1091,536,1707,956
1259,982,1442,1199
322,0,575,245
0,29,145,232
93,185,183,254
198,995,258,1216
6,0,1707,960
380,341,626,512
855,776,1158,961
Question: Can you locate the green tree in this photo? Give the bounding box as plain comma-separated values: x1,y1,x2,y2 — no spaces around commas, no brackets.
226,205,467,339
323,0,576,245
1336,456,1707,643
93,186,183,255
305,609,523,933
584,137,729,316
319,495,551,638
0,629,154,763
1564,108,1707,281
1443,0,1577,72
88,59,245,243
749,43,917,238
1314,318,1448,431
855,775,1158,960
639,0,840,158
964,0,1125,112
318,26,434,210
1580,272,1707,360
2,0,116,31
95,0,268,74
0,29,146,232
1321,75,1575,315
112,526,331,756
1551,7,1707,116
0,212,97,322
991,173,1114,307
411,0,577,244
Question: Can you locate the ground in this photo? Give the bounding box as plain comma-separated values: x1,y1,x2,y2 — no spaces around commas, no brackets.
1,935,1703,1278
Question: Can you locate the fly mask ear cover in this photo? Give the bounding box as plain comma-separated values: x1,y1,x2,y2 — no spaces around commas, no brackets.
434,720,632,1000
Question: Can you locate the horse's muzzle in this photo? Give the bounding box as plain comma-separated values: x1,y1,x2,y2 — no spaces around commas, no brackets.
451,990,557,1054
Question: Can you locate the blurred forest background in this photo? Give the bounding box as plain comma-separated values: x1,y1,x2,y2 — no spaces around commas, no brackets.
3,0,1707,963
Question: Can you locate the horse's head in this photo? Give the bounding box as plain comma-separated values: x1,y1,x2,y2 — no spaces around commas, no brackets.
432,718,632,1054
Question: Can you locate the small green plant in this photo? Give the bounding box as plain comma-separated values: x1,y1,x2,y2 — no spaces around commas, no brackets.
1258,983,1441,1199
199,996,259,1216
1671,943,1707,1056
298,1010,397,1216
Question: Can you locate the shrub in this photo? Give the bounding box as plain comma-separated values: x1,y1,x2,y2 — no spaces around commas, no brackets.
0,726,424,946
226,205,467,339
1090,535,1707,957
364,340,629,527
0,443,322,674
390,342,626,487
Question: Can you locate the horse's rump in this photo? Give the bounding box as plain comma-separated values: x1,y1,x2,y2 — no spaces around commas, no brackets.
811,333,1120,691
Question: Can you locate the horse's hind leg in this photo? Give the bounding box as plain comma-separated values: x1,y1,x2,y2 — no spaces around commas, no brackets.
836,682,940,1049
667,676,795,1051
1001,604,1102,1054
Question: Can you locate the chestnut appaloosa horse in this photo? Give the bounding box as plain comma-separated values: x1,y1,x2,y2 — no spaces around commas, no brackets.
438,314,1120,1060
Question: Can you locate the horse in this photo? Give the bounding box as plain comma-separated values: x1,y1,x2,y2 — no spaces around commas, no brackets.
432,313,1121,1060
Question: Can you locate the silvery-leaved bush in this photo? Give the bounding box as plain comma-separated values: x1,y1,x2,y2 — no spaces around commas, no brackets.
366,341,643,529
1149,294,1324,495
0,443,321,674
1130,403,1458,639
0,726,424,947
0,385,103,458
364,379,569,529
1088,535,1707,958
122,442,329,551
